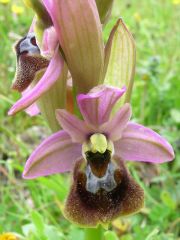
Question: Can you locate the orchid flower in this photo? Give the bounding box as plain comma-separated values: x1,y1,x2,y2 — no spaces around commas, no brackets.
9,27,68,131
23,85,174,227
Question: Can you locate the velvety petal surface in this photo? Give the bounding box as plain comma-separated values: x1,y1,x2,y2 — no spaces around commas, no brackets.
115,122,175,163
101,103,132,141
23,131,81,179
56,109,90,143
8,47,63,115
42,0,104,93
77,85,126,126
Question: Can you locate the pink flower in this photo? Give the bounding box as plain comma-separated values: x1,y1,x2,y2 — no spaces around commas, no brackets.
23,85,174,179
23,85,174,226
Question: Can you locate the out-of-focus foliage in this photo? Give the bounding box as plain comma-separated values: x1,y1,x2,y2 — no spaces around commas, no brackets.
0,0,179,239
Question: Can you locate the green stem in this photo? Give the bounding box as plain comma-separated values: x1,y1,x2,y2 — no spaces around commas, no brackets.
84,226,104,240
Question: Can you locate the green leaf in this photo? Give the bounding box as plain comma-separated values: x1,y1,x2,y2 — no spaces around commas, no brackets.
160,191,176,210
68,225,84,240
31,211,45,236
121,234,133,240
44,226,65,240
38,175,68,201
149,205,171,223
145,228,159,240
104,231,118,240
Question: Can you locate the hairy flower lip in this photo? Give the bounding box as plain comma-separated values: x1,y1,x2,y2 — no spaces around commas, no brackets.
22,85,174,179
11,33,50,93
8,46,64,116
9,25,63,118
63,157,144,227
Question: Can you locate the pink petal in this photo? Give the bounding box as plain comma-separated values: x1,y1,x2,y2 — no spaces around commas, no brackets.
22,86,40,116
77,85,126,126
114,122,175,163
41,26,58,56
25,103,40,116
8,47,63,115
101,103,132,141
23,131,81,179
56,109,90,143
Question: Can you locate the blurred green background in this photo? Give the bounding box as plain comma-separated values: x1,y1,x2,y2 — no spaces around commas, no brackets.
0,0,179,239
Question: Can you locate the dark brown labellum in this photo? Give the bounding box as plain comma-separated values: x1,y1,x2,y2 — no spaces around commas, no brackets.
12,33,49,92
64,156,144,227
